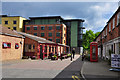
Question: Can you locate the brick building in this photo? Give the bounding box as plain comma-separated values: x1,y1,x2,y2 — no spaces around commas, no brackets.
16,31,69,60
94,6,120,59
0,25,24,61
64,19,85,54
23,16,66,45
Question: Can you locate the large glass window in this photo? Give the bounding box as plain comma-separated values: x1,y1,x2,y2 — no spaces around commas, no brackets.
56,32,60,37
41,26,45,30
48,33,52,37
56,39,60,43
41,33,44,37
56,26,60,30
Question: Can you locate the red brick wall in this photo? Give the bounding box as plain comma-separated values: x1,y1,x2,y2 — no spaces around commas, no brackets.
24,37,38,57
25,24,63,44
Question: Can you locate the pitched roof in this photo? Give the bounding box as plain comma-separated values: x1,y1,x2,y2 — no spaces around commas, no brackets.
0,25,24,38
15,31,56,44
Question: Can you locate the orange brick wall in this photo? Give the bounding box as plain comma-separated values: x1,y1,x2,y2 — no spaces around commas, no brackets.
1,35,24,61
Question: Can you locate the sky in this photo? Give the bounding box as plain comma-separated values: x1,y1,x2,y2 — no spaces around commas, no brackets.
2,2,119,33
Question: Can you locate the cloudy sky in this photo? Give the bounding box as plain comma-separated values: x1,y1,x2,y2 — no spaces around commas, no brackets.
2,2,119,33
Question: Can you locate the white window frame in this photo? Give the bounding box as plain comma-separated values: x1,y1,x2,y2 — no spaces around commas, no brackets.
109,23,111,32
113,18,115,29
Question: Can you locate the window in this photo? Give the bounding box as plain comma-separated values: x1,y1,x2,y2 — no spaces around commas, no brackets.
33,26,37,30
13,20,17,24
5,21,8,24
13,27,16,30
15,43,19,49
49,26,52,30
48,39,52,41
34,33,37,36
106,28,107,36
26,27,30,30
56,32,60,37
113,18,115,29
7,43,11,48
41,26,45,30
117,12,120,26
33,44,35,49
2,42,8,48
56,39,60,43
29,44,31,49
56,26,60,30
49,46,51,52
48,33,52,37
109,23,111,32
8,27,10,29
41,33,44,37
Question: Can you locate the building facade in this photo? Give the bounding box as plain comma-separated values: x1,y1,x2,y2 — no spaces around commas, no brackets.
64,19,85,54
0,25,24,61
16,32,69,60
24,16,66,45
94,6,120,59
1,15,27,32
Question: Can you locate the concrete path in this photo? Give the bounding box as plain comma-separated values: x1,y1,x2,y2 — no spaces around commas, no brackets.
2,55,80,78
81,60,120,80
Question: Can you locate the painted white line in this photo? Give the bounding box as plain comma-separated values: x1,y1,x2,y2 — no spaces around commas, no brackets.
81,62,87,80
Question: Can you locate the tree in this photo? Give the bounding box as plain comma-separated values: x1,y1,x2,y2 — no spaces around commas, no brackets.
82,30,100,50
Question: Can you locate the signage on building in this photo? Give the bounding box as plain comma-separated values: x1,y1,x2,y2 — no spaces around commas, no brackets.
111,54,120,68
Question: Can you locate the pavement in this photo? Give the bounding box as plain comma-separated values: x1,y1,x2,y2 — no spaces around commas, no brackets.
81,59,120,80
1,54,80,79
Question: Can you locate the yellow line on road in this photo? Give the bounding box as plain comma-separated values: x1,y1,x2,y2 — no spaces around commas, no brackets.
75,76,80,80
72,75,80,80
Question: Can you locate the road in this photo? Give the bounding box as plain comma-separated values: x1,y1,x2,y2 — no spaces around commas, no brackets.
53,56,84,80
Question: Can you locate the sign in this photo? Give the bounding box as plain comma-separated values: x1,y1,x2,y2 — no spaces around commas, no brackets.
111,54,120,68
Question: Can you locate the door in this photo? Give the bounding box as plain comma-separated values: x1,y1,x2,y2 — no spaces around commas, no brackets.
40,45,43,60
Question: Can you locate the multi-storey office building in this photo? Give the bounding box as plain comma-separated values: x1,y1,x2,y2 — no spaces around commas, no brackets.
1,15,27,32
94,6,120,59
64,19,85,54
23,16,66,45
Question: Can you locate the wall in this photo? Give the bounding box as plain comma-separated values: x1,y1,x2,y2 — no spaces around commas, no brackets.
2,17,26,32
1,35,24,61
71,21,78,47
24,37,38,57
